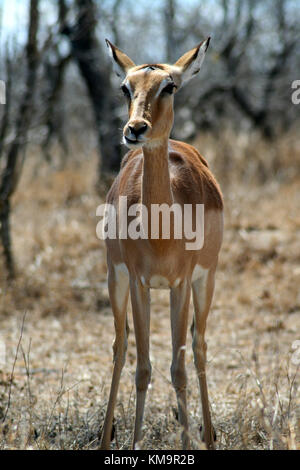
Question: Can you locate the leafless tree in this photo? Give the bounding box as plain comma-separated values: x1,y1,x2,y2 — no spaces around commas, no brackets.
0,0,40,278
167,0,299,140
59,0,123,176
41,40,71,163
0,52,12,160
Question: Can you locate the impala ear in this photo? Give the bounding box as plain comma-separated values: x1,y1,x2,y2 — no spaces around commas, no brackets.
105,39,136,78
173,37,210,86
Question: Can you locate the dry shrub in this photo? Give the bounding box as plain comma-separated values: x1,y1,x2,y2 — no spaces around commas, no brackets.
194,127,300,187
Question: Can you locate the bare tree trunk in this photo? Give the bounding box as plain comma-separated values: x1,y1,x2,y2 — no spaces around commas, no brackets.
0,0,39,279
42,51,71,163
0,53,13,160
60,0,123,177
164,0,177,62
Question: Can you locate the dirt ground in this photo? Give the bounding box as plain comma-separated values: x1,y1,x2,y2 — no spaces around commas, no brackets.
0,133,299,450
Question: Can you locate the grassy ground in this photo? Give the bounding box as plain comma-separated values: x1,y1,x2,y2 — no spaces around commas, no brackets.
0,131,299,450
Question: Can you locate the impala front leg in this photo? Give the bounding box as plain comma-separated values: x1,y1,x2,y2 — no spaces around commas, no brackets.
170,280,191,450
191,265,217,450
100,261,129,449
130,278,151,449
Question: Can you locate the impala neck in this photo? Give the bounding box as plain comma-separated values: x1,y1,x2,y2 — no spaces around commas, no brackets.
142,138,173,208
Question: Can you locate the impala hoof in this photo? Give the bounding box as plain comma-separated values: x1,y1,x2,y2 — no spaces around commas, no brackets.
110,423,115,441
199,424,217,443
99,420,115,449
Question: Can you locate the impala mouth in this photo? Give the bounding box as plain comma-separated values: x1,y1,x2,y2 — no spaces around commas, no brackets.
125,136,138,144
123,135,145,148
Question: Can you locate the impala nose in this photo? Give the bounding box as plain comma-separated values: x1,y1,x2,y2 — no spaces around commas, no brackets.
128,122,148,139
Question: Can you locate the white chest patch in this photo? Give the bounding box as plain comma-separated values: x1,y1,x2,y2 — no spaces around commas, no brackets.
141,274,181,289
149,275,170,289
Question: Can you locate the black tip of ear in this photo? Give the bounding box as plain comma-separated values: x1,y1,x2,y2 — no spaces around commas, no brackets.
105,39,118,62
205,36,211,52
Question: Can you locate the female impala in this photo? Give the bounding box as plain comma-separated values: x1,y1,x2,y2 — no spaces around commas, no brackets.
100,38,223,450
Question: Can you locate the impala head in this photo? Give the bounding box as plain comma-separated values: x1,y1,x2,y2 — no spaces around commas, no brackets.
106,38,210,149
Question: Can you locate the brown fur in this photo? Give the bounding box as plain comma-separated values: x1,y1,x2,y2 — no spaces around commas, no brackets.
101,39,223,451
116,139,223,211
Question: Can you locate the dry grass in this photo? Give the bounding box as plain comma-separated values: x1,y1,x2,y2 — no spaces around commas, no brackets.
0,130,299,450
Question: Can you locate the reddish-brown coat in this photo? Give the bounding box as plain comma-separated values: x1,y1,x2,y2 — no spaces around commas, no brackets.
110,139,223,211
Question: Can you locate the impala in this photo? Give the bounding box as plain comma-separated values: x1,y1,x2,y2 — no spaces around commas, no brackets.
100,37,223,450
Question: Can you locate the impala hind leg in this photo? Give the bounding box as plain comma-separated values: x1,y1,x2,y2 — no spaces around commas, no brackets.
130,278,151,449
170,280,192,449
100,262,129,449
191,265,216,450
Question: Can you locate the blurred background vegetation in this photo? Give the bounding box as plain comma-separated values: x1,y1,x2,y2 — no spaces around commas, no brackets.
0,1,299,450
0,0,299,276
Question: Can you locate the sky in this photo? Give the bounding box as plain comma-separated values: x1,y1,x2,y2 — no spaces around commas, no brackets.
0,0,28,47
0,0,216,42
1,0,299,58
0,0,213,60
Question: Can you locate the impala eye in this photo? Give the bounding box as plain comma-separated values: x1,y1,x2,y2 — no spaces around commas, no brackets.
121,84,131,98
162,83,176,95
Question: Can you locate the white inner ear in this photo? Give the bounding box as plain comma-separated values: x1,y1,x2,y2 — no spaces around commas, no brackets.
181,42,208,85
106,43,126,78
